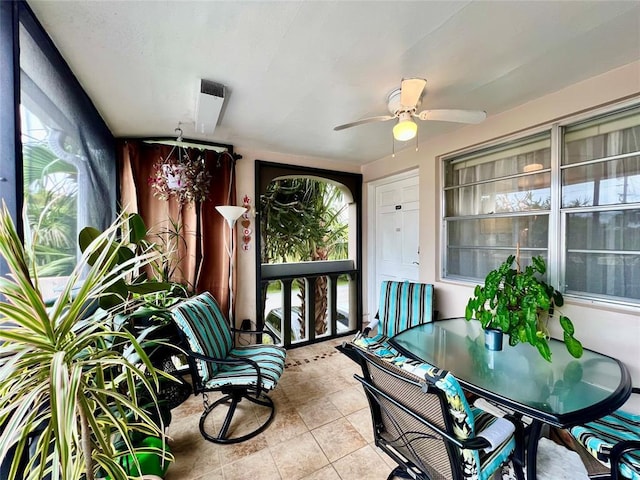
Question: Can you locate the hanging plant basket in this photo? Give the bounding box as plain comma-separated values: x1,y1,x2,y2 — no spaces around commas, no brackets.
149,148,212,205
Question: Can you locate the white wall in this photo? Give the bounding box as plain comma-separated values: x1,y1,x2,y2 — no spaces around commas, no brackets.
362,61,640,382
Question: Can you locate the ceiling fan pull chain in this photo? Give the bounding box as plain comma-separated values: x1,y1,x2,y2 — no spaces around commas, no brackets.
391,135,395,158
415,132,419,152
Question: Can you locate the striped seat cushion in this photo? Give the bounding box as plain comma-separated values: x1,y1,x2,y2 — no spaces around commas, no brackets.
203,344,286,391
378,281,434,338
171,292,233,383
570,409,640,480
352,331,399,360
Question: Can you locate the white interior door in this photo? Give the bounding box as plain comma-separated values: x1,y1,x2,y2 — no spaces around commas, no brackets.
374,174,420,312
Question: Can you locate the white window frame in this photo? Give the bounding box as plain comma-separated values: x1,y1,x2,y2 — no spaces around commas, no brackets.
441,99,640,308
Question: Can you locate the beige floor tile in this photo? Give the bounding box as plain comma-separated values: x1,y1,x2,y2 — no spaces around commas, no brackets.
165,339,393,480
193,468,224,480
345,407,375,444
262,405,309,447
171,394,204,421
164,436,221,479
311,417,368,463
166,416,202,454
222,448,281,480
296,397,343,430
327,386,368,416
217,428,270,466
300,465,342,480
374,444,398,469
268,384,292,403
331,444,394,480
316,373,354,397
270,431,330,480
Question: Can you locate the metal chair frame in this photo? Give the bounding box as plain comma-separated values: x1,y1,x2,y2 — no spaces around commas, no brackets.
188,330,277,442
172,307,283,444
353,347,525,480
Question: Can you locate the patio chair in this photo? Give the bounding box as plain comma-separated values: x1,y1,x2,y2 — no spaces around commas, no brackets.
170,292,286,444
352,346,525,480
569,387,640,479
347,280,434,360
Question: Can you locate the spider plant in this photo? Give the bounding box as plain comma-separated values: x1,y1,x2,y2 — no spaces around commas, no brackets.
0,202,174,480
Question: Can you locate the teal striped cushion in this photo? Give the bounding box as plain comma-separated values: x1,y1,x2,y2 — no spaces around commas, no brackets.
171,292,233,382
570,408,640,480
379,281,434,338
204,344,286,391
350,281,434,361
352,332,399,359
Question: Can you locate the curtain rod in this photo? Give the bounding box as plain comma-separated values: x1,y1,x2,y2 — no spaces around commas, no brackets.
142,137,230,154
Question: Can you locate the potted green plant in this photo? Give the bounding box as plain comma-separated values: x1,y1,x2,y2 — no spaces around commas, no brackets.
77,212,175,311
465,252,583,362
0,202,174,480
81,212,193,412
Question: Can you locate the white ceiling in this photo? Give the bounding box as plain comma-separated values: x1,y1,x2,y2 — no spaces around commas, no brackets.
27,1,640,165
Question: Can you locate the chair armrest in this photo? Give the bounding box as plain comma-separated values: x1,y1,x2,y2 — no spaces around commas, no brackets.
474,417,515,452
471,397,525,469
187,349,264,393
610,440,640,480
362,317,380,337
459,412,525,480
337,341,362,364
187,349,258,369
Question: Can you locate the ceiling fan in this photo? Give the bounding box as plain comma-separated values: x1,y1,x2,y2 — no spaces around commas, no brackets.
334,78,487,141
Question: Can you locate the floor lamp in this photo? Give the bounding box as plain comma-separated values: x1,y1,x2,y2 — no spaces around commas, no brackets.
215,205,247,325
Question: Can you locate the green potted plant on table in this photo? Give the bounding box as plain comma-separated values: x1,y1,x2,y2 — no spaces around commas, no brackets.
0,203,174,480
465,252,583,362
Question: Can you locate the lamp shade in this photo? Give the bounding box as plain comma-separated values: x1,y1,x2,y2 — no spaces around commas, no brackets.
393,112,418,141
215,206,247,225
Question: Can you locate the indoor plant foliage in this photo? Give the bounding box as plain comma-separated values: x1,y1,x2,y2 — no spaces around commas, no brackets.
0,203,173,480
465,253,583,362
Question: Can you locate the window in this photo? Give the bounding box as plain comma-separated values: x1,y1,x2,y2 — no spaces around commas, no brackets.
561,107,640,303
444,133,551,280
21,106,78,282
16,4,116,299
443,104,640,306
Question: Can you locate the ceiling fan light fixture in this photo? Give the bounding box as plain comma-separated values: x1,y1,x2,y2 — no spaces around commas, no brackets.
393,112,417,141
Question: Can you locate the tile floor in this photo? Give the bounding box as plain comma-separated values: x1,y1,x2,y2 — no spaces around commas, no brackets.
162,337,599,480
164,337,399,480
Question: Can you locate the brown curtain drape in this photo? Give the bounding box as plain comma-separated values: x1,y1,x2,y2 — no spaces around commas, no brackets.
118,139,237,317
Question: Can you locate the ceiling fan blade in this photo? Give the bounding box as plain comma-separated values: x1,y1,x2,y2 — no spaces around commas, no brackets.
400,78,427,109
333,115,395,131
416,109,487,124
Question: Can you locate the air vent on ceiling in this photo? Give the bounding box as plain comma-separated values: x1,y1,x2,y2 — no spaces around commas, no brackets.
195,79,226,135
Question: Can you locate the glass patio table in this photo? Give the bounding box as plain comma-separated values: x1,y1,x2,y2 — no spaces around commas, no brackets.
390,318,632,479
